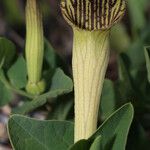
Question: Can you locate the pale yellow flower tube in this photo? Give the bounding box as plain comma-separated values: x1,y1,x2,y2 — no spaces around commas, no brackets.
61,0,126,142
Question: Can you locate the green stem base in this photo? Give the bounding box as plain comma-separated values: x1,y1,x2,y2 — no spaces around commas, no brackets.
26,79,46,95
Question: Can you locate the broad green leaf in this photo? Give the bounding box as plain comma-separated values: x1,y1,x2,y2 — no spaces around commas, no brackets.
100,79,115,120
69,136,102,150
13,68,73,114
48,98,73,120
144,46,150,83
7,56,27,89
0,80,14,107
25,139,46,150
90,136,102,150
8,115,74,150
69,139,91,150
89,103,134,150
49,68,73,91
0,37,16,68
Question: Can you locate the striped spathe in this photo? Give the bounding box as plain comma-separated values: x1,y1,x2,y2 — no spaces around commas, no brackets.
61,0,126,31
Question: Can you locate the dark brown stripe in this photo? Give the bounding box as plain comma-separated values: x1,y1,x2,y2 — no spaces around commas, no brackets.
74,0,78,26
83,0,86,29
110,0,117,7
91,0,95,30
88,2,90,30
103,0,108,27
99,0,102,28
79,0,82,28
108,0,113,25
95,0,98,29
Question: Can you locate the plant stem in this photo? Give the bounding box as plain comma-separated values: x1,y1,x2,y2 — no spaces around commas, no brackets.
72,28,110,142
25,0,45,95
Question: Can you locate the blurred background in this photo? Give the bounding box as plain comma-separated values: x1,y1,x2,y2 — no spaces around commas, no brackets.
0,0,150,150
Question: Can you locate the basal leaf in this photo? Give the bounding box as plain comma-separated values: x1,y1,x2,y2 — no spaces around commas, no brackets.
13,68,73,115
8,115,74,150
89,136,102,150
69,139,91,150
89,103,134,150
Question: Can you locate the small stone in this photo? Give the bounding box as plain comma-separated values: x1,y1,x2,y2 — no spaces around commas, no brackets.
1,106,11,116
0,123,6,139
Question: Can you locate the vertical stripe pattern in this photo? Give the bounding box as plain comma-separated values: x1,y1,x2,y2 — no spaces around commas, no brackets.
60,0,126,30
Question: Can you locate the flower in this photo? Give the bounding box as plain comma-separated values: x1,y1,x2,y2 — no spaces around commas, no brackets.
61,0,126,142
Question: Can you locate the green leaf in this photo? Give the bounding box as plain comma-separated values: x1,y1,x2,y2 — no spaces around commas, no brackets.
0,37,16,68
7,56,27,89
49,68,72,91
144,46,150,83
69,139,91,150
48,98,73,120
38,68,73,100
12,98,47,115
8,115,74,150
70,104,134,150
115,56,135,105
100,79,115,120
0,80,14,107
44,39,57,69
13,68,73,114
44,40,64,69
89,103,134,150
69,136,102,150
90,136,102,150
0,69,14,106
44,39,65,70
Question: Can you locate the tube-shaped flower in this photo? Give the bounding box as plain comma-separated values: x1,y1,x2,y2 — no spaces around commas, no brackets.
25,0,45,95
61,0,126,142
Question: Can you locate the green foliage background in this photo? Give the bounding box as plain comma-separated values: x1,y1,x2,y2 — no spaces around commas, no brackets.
0,0,150,149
